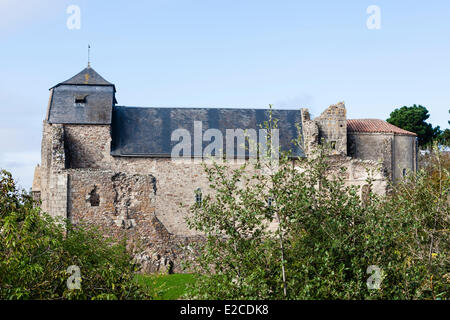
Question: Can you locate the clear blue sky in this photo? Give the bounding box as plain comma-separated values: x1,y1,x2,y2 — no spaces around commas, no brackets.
1,0,449,189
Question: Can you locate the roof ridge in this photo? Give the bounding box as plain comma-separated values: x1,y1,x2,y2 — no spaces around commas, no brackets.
115,105,303,111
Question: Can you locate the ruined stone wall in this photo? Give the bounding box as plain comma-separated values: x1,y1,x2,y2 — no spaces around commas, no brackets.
39,124,209,272
32,165,42,203
300,109,319,157
294,155,388,196
66,168,195,273
64,125,111,169
38,118,388,273
39,122,69,219
335,157,387,195
314,102,347,156
61,125,218,236
111,158,213,236
39,122,52,213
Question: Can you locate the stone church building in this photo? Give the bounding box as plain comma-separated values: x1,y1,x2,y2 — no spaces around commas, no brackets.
32,66,418,272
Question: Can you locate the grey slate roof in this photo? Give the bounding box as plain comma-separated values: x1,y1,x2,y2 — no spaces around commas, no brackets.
51,66,115,89
47,66,304,157
110,106,304,158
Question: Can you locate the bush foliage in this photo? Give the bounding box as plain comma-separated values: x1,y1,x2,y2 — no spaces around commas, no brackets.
0,170,149,300
185,135,449,299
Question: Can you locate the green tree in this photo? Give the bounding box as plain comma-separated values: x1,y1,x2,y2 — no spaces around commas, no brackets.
0,169,150,300
184,115,449,300
436,110,450,147
438,129,450,147
387,105,440,146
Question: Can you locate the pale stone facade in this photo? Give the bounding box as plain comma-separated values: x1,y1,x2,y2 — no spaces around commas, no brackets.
32,66,418,272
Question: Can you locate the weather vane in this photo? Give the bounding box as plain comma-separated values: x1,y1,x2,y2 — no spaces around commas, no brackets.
87,44,91,68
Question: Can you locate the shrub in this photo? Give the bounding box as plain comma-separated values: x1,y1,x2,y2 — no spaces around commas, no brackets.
0,170,149,300
185,128,449,299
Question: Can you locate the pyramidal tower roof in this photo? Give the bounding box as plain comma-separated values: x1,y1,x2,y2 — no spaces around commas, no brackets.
51,65,115,90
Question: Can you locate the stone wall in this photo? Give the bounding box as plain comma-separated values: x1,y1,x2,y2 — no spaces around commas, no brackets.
60,122,388,237
39,122,68,218
66,168,196,273
36,107,390,273
61,124,212,236
336,157,387,195
348,132,417,181
64,125,111,169
314,102,347,156
347,132,394,179
38,123,210,272
300,109,319,157
393,134,417,181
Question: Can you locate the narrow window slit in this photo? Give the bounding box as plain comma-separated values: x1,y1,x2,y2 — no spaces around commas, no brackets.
195,188,202,204
88,186,100,207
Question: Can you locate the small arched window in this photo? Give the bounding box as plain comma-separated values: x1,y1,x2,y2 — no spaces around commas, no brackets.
402,168,407,177
195,188,202,204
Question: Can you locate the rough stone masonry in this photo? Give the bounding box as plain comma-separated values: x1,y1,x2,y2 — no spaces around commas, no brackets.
32,65,419,272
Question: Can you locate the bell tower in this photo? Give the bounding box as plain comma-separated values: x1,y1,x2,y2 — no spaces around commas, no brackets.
46,65,117,124
35,65,117,218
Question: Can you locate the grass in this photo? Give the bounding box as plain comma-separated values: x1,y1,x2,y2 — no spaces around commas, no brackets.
135,273,196,300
